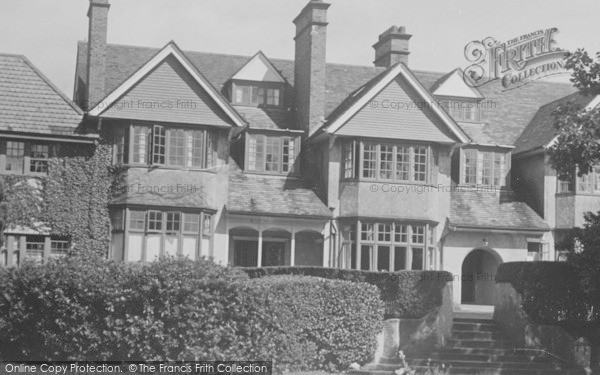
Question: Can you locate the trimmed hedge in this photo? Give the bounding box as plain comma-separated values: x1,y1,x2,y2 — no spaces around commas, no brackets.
496,262,596,332
250,276,383,370
242,266,451,319
0,258,383,371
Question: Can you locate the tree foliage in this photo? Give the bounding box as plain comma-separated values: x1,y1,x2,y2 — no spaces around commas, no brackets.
548,49,600,180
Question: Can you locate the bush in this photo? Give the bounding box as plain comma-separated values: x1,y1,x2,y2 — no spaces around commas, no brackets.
242,266,451,319
249,275,384,370
496,262,593,328
0,259,384,371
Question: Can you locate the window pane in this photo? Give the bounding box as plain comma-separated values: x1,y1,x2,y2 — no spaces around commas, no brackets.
234,87,244,103
343,141,354,178
183,213,200,233
493,153,505,186
30,144,49,173
412,248,424,270
50,240,70,256
394,224,408,243
251,86,259,105
148,211,163,231
282,138,296,172
168,129,185,166
166,212,181,232
378,223,391,242
411,225,425,244
205,131,217,167
248,135,265,171
481,152,492,185
362,144,377,178
360,245,372,271
129,211,146,231
114,128,125,164
413,146,427,182
265,137,281,172
132,126,148,164
187,130,204,168
111,210,124,231
395,146,410,181
394,247,406,270
379,145,393,180
25,236,45,262
6,141,24,172
152,125,166,165
377,246,390,271
361,223,374,242
203,213,213,236
464,149,477,184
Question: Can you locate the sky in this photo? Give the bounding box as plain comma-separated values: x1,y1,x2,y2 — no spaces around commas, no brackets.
1,0,599,97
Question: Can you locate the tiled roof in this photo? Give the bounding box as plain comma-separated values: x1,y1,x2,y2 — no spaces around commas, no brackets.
0,54,94,139
227,160,331,218
235,106,297,131
75,42,578,145
450,189,549,230
513,92,593,154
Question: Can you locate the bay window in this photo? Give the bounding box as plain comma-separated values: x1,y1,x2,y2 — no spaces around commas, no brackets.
340,220,436,271
247,134,298,174
461,149,507,187
124,209,212,262
342,140,431,183
122,124,217,169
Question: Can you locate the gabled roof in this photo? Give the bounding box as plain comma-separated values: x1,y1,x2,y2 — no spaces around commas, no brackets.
227,159,331,218
0,53,94,140
514,92,597,155
74,42,578,146
231,51,286,83
450,189,549,231
430,68,483,99
319,63,470,143
87,41,247,128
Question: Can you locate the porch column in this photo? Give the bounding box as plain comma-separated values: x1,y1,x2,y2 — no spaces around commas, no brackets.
290,230,296,266
19,236,26,265
6,235,14,267
405,247,413,270
257,230,263,267
43,237,51,263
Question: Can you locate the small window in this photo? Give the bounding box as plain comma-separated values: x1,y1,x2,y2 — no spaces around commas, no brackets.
247,134,297,174
129,211,146,231
30,144,49,173
411,225,425,244
394,224,408,243
165,212,181,232
413,146,428,182
148,211,163,232
152,125,166,165
25,236,45,262
202,213,213,237
362,144,377,179
6,141,25,172
50,239,70,256
114,127,125,164
361,223,374,242
395,146,410,181
378,224,391,242
187,131,204,168
463,149,478,185
168,129,185,167
131,126,148,164
233,83,282,107
111,210,124,231
183,213,200,234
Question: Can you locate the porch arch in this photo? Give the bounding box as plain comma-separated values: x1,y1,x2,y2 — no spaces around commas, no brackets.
461,247,503,305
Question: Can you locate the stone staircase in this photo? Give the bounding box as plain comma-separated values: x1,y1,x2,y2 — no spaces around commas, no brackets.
359,316,587,375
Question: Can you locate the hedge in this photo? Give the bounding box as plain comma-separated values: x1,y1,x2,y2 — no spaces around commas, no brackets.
242,266,451,319
250,276,383,370
496,262,597,334
0,258,383,371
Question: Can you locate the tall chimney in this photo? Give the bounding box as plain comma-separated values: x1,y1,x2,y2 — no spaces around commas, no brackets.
86,0,110,111
373,26,412,68
293,0,330,135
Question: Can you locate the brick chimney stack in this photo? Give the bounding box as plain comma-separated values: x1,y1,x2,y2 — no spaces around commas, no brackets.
86,0,110,111
373,26,412,67
293,0,330,135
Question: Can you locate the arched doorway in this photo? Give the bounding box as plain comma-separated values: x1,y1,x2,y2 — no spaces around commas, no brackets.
461,248,501,305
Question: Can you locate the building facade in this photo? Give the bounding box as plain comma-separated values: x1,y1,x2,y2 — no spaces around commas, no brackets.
1,0,595,308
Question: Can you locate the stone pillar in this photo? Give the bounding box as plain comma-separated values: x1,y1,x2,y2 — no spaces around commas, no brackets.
382,319,400,358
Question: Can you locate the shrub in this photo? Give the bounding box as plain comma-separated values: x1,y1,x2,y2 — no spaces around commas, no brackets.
249,275,384,371
242,266,451,319
496,262,593,329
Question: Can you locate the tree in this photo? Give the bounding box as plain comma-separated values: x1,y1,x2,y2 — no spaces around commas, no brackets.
548,49,600,180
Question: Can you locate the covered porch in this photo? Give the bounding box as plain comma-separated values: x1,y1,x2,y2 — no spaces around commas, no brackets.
226,214,327,267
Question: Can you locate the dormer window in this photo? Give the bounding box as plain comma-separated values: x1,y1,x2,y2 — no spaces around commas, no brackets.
461,148,507,187
233,83,281,107
442,100,480,123
246,133,299,174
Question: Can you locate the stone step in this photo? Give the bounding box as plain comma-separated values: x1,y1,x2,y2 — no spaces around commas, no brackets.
451,330,507,341
452,321,502,332
447,338,515,349
453,317,496,324
352,367,587,375
380,352,550,364
405,358,559,370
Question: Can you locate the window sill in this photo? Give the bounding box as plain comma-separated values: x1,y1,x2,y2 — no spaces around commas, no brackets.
243,170,299,178
341,179,431,186
116,164,219,174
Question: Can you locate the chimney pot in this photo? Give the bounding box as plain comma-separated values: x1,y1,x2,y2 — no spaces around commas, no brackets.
373,25,412,68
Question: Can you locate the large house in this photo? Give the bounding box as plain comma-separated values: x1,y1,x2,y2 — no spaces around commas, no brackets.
1,0,594,308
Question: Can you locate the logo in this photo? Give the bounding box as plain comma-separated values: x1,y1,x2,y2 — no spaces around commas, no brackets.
463,28,568,89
